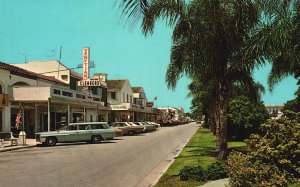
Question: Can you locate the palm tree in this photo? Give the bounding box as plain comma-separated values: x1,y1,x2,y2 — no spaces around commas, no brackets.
248,0,300,89
117,0,261,159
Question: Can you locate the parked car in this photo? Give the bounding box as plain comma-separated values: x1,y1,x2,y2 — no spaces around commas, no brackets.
132,122,156,132
145,121,160,128
114,128,124,136
111,122,144,135
35,122,115,146
128,122,146,132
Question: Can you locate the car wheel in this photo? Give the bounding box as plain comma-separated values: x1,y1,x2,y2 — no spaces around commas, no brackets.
128,130,135,136
91,135,101,143
45,137,57,146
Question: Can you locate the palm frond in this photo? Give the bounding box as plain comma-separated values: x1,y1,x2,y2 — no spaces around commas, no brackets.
142,0,187,36
116,0,150,28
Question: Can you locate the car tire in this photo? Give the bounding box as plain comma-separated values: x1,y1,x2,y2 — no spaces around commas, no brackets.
91,135,101,144
128,130,135,136
45,137,57,146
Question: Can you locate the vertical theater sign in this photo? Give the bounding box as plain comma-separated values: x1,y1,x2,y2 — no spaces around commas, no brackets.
83,47,90,80
78,47,107,88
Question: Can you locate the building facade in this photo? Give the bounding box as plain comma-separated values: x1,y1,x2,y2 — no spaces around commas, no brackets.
0,61,110,137
107,80,159,122
1,60,161,137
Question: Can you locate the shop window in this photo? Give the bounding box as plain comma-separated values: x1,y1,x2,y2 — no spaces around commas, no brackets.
90,115,93,122
98,114,105,122
127,94,129,103
0,85,2,94
76,94,85,99
97,88,102,97
53,89,61,95
62,91,73,97
123,93,125,102
111,92,116,99
61,75,68,81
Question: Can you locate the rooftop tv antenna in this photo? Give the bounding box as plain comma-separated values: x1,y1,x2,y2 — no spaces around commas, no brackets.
19,53,32,63
77,61,95,75
57,46,62,78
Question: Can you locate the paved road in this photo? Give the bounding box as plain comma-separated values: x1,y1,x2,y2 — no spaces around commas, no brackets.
0,122,199,187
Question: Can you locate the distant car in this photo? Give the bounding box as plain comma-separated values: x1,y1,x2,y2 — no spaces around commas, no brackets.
35,122,115,146
128,122,146,132
145,121,160,128
111,122,144,135
132,122,156,132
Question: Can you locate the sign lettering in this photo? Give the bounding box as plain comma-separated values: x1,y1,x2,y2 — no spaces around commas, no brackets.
83,47,89,80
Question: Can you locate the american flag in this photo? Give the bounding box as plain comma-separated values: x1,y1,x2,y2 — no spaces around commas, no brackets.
15,111,22,129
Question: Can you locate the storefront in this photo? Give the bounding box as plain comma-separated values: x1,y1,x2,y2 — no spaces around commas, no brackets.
110,110,134,122
0,93,9,132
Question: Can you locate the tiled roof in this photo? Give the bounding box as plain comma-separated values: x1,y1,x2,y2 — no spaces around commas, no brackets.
107,80,127,90
0,61,67,85
132,87,142,93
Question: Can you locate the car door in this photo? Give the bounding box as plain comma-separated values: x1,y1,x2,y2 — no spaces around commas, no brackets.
64,125,79,142
78,124,92,141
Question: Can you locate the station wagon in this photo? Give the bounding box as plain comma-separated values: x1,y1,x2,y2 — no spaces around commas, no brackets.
35,122,115,146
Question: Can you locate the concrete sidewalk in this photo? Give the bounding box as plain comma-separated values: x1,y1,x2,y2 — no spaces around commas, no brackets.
200,178,229,187
0,138,37,152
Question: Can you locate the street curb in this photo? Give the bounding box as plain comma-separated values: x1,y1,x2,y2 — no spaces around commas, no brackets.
0,145,36,153
199,178,229,187
152,125,200,186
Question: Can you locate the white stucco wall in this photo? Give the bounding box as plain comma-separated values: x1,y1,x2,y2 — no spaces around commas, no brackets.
121,80,133,103
108,80,133,105
13,61,71,84
0,68,57,132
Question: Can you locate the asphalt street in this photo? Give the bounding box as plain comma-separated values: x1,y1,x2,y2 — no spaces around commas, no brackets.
0,122,199,187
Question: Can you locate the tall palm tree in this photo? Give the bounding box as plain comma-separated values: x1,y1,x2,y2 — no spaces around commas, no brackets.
118,0,261,159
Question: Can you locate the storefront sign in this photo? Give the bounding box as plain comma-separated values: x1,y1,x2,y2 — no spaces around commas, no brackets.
0,94,9,106
77,76,107,87
11,101,35,107
111,105,128,110
83,47,90,79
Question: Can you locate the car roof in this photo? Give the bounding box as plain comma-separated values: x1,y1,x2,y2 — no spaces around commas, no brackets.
69,122,108,125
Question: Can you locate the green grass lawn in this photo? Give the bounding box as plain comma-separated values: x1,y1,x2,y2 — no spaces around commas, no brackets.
155,128,246,187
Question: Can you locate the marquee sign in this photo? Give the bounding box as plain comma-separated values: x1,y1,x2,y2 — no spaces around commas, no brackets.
77,75,107,87
83,47,90,79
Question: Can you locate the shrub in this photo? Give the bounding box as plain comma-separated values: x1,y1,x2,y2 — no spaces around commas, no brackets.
227,96,269,141
204,161,227,180
228,152,291,187
227,113,300,186
179,166,204,181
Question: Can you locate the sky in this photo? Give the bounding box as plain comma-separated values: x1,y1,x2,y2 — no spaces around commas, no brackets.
0,0,298,112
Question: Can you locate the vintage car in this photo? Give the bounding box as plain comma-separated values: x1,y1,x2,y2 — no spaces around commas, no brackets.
145,121,160,128
113,127,124,136
131,122,156,132
35,122,115,146
111,122,144,135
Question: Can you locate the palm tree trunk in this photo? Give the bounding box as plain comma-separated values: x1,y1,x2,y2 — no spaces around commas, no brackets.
215,74,228,160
